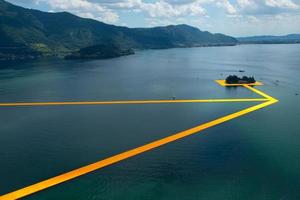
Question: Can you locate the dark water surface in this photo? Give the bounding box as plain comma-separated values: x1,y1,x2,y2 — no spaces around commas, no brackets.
0,44,299,200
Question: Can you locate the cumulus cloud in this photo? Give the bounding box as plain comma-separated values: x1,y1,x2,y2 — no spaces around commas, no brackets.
216,0,238,15
141,1,206,18
236,0,300,15
6,0,300,35
17,0,300,22
265,0,299,9
9,0,300,18
105,0,208,18
36,0,119,23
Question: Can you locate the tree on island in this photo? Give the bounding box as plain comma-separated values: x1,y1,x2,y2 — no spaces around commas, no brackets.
225,75,256,84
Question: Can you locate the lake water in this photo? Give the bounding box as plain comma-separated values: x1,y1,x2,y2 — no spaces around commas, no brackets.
0,44,299,200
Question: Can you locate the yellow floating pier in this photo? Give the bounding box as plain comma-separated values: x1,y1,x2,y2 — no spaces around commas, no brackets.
0,81,278,200
0,98,268,107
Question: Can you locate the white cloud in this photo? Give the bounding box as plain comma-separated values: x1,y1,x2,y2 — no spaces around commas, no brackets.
38,0,119,23
265,0,299,9
217,0,238,15
106,0,207,18
26,0,300,24
141,1,206,18
236,0,300,15
237,0,257,9
7,0,300,35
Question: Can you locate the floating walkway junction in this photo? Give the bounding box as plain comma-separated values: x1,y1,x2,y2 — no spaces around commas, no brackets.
0,80,278,200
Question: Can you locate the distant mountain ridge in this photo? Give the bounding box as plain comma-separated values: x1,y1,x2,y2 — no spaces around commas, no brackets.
238,34,300,44
0,0,237,60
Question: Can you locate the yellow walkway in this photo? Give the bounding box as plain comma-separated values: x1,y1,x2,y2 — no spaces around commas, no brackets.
0,98,268,107
0,81,278,200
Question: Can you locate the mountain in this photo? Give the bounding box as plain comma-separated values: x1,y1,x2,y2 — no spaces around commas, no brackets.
0,0,237,60
238,34,300,44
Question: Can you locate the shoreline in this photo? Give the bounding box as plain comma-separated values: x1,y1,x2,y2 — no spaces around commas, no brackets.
1,43,300,62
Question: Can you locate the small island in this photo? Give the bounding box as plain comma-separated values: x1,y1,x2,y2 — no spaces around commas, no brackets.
65,43,134,60
225,75,256,84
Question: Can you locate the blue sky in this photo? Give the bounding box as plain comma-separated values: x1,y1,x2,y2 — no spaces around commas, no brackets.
6,0,300,36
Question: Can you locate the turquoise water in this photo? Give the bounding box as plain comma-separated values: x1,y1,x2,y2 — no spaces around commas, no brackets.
0,44,299,199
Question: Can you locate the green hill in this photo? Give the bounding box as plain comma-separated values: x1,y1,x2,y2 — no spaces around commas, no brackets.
0,0,237,60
